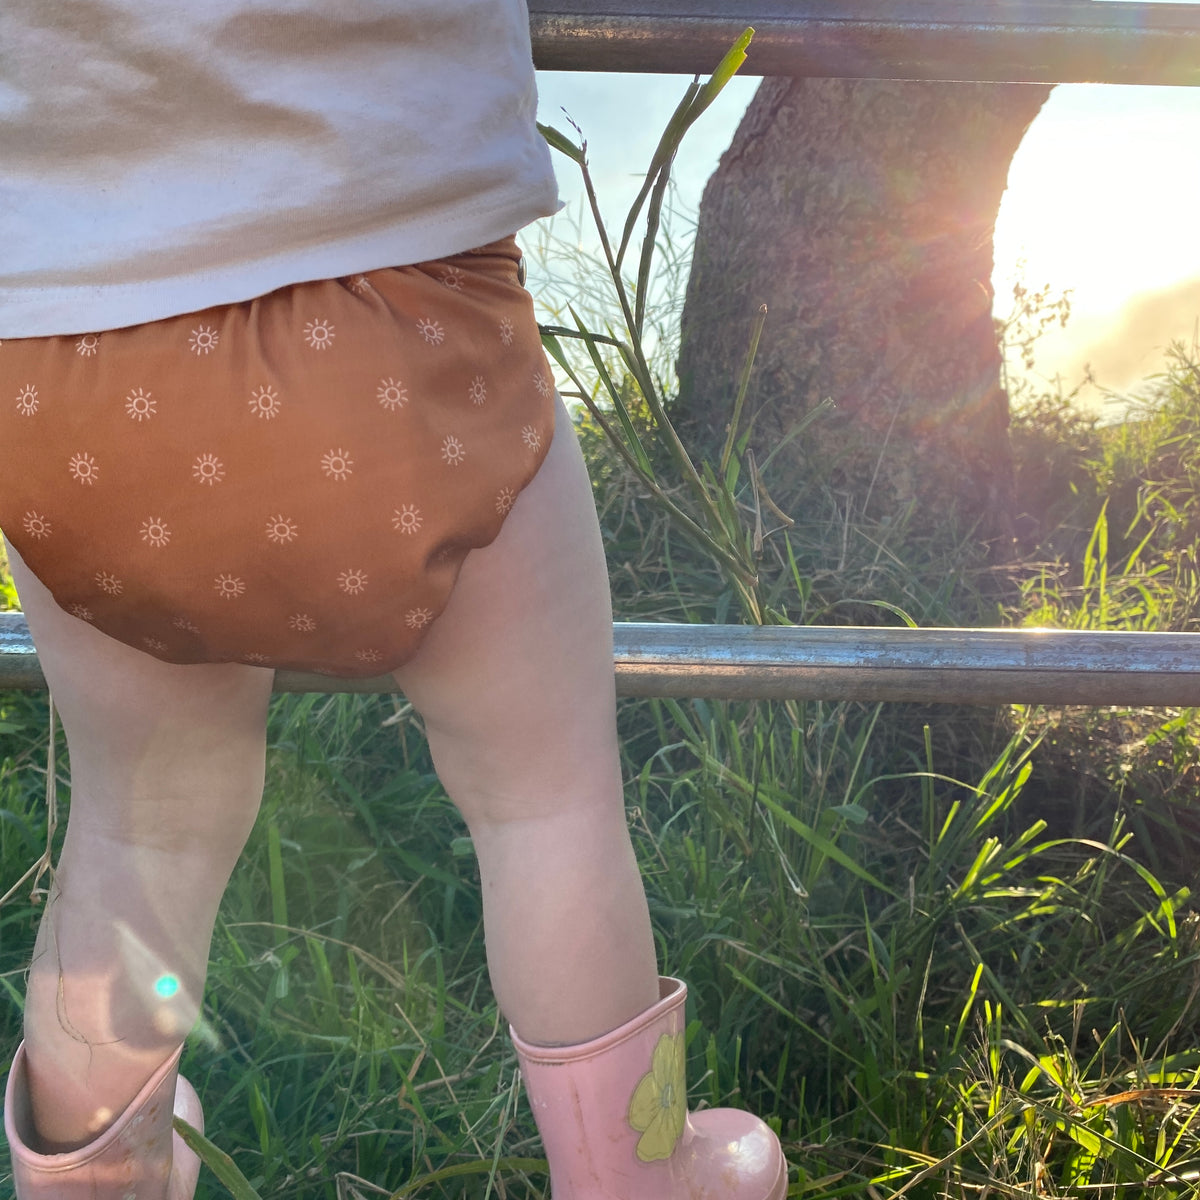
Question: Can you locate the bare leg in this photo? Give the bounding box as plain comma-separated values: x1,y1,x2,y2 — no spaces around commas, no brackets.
7,546,273,1152
394,396,659,1046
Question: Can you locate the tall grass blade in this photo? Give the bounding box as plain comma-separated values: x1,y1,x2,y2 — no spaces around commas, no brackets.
173,1118,264,1200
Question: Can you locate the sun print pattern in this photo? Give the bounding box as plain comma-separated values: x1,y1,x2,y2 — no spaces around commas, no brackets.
140,517,171,547
304,319,335,350
192,453,225,485
214,574,246,600
189,325,219,355
69,452,99,484
249,386,282,419
377,378,408,410
0,240,550,677
266,515,298,544
417,317,445,346
125,388,156,421
392,505,422,534
321,448,354,480
337,568,368,595
23,512,51,540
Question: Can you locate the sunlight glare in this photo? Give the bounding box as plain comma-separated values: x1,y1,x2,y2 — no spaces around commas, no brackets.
154,974,180,999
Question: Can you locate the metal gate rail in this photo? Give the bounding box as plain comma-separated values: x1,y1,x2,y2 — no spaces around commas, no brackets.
528,0,1200,85
2,613,1197,705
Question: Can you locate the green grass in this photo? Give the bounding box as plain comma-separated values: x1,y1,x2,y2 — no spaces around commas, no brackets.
5,38,1200,1198
5,672,1198,1196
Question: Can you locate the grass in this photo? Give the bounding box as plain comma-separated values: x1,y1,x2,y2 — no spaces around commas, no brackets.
5,35,1200,1198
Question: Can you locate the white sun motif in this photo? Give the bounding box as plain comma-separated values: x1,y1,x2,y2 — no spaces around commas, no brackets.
192,453,225,485
125,388,156,421
405,607,433,629
22,511,52,539
288,613,317,633
391,504,422,535
140,517,171,547
337,568,368,595
68,452,98,485
521,425,543,453
499,318,515,347
303,318,335,350
468,375,487,406
75,334,100,357
265,515,298,544
439,265,465,291
68,603,94,622
532,369,552,398
143,637,168,653
15,385,39,416
354,648,383,664
244,652,270,663
95,571,123,595
495,488,516,515
172,615,199,632
377,378,409,411
189,325,220,355
416,317,445,346
440,435,465,467
320,448,354,480
347,274,372,295
249,385,282,419
214,574,245,600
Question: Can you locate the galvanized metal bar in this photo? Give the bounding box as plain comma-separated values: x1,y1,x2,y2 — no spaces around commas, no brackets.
528,0,1200,85
611,623,1200,705
2,612,1198,705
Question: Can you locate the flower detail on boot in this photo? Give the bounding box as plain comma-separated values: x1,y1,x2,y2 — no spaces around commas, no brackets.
627,1031,687,1162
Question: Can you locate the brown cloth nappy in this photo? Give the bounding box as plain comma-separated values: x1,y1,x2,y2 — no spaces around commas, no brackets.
0,237,555,678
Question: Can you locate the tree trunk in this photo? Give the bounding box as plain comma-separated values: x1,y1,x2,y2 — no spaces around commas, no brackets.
676,78,1052,552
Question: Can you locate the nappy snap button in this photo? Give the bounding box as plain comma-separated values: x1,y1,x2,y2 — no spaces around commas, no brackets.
517,256,527,288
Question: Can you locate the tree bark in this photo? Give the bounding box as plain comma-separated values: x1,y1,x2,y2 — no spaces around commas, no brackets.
676,78,1052,551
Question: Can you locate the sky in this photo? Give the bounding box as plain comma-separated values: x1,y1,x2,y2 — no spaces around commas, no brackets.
533,73,1200,418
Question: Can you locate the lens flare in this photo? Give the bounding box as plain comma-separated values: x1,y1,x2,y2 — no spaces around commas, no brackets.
154,974,180,999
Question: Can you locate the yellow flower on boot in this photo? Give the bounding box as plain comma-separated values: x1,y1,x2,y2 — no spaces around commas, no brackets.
627,1031,687,1162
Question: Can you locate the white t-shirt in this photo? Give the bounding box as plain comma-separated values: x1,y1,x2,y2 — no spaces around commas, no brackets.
0,0,561,337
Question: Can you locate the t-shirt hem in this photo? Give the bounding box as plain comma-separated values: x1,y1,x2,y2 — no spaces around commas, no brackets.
0,186,562,339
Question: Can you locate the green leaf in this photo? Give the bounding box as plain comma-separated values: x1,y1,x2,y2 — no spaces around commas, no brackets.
537,122,584,164
755,789,898,897
173,1117,264,1200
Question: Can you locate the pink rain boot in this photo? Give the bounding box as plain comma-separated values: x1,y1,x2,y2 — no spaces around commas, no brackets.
512,976,787,1199
4,1041,203,1199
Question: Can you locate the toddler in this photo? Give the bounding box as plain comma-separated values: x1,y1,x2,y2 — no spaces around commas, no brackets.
0,2,786,1196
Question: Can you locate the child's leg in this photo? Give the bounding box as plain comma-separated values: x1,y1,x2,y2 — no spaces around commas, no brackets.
6,546,273,1151
393,396,660,1046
